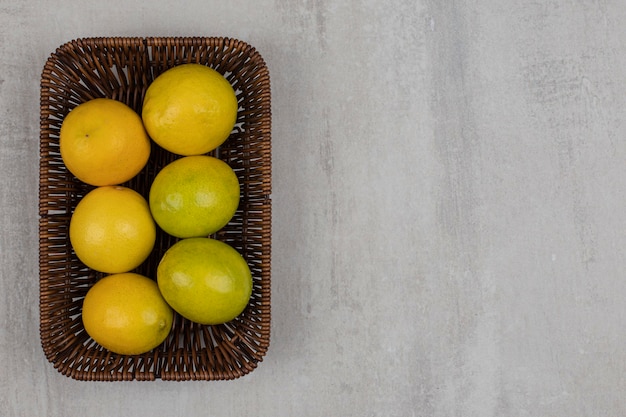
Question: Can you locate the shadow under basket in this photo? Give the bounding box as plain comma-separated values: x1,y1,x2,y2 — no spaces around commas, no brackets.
39,37,271,381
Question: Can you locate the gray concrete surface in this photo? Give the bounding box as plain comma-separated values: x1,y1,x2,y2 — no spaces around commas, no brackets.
2,0,626,416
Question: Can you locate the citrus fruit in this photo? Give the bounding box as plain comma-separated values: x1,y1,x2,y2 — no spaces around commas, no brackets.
141,63,239,156
149,155,240,238
60,98,151,186
70,186,156,273
157,238,252,325
82,273,173,355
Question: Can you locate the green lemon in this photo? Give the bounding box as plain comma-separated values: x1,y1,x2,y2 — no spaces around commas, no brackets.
157,238,252,325
149,155,240,238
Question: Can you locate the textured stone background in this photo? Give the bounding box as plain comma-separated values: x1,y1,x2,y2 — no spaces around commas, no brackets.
1,1,625,416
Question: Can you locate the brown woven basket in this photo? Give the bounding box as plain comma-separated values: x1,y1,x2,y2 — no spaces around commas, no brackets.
39,37,271,381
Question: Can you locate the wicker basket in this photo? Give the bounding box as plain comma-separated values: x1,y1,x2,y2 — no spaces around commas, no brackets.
39,37,271,381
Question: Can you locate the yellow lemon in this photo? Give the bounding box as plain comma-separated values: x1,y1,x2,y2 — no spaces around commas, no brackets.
82,273,173,355
149,155,240,238
141,63,239,156
157,238,252,325
70,186,156,273
60,98,151,186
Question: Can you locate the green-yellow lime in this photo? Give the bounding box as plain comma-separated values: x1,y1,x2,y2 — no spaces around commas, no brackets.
141,63,239,156
82,273,173,355
149,155,240,238
157,238,252,325
70,186,156,273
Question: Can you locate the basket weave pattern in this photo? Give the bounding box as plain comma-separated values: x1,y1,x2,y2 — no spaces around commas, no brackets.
39,37,271,381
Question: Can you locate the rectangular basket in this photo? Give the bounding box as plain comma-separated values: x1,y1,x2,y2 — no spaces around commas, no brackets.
39,37,271,381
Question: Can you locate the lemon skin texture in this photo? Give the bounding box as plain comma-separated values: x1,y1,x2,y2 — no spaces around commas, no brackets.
82,273,173,356
141,63,239,156
149,155,240,238
157,238,252,325
60,98,151,186
69,186,156,273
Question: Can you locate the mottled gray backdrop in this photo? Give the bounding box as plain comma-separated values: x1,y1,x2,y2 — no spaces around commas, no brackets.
1,0,625,416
